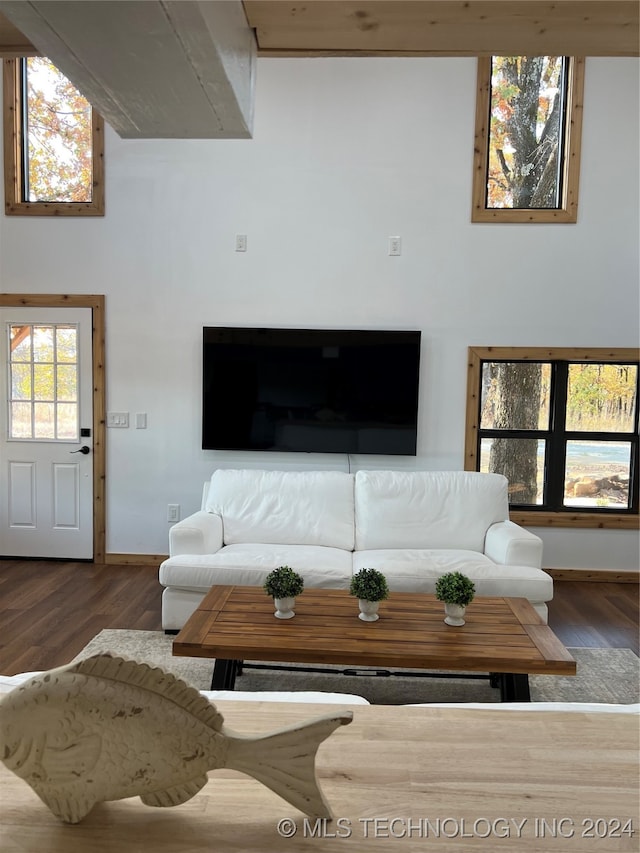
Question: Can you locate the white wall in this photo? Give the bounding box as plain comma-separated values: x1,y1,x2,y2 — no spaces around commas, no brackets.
1,57,638,570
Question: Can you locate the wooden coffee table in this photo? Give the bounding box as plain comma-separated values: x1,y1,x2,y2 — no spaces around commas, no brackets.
173,586,576,701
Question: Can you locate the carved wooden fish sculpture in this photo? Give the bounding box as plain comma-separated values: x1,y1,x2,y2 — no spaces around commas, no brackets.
0,653,353,824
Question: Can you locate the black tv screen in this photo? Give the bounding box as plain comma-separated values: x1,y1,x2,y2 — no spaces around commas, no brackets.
202,327,421,455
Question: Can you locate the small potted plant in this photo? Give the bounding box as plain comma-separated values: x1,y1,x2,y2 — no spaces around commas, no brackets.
350,567,389,622
263,566,305,619
435,571,475,626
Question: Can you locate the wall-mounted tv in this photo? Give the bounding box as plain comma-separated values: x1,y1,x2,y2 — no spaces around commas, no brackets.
202,327,421,455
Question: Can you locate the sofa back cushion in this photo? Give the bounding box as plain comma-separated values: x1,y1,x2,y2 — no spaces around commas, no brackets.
355,470,509,552
205,469,355,550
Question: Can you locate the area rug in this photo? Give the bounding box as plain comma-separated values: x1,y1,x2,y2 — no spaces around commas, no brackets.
74,630,640,705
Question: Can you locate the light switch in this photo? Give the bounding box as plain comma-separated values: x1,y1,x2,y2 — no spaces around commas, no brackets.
107,412,129,428
135,413,147,429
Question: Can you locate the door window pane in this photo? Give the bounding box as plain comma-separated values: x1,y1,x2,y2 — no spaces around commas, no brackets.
11,363,31,399
7,323,78,440
564,441,632,509
10,402,32,438
10,326,32,361
33,363,54,400
56,327,77,361
56,403,78,439
34,402,55,438
56,365,77,401
33,326,54,362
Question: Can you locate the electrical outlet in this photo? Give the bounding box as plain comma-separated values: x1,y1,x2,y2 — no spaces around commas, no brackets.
167,504,180,523
388,236,402,256
235,234,247,252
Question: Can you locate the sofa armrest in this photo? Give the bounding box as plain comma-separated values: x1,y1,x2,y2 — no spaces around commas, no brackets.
169,510,223,556
484,520,543,568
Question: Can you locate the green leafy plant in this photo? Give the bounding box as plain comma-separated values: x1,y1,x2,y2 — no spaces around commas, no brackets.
263,566,304,599
349,568,389,602
435,572,475,607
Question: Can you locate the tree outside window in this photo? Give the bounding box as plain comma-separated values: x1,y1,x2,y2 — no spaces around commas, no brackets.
3,57,104,216
472,56,584,223
465,348,639,529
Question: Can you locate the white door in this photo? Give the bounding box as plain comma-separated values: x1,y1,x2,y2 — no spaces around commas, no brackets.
0,307,94,558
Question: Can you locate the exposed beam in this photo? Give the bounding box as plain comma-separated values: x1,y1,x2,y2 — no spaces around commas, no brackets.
0,1,256,139
0,9,37,56
1,1,636,143
244,1,640,57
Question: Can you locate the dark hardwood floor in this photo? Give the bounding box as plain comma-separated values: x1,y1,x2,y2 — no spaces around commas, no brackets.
0,560,162,675
547,579,639,656
0,559,637,676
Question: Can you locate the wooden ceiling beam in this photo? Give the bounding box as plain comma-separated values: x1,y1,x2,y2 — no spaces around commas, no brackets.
4,3,637,60
244,1,640,57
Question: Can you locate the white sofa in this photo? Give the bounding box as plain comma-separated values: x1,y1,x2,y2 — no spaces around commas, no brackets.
159,469,552,630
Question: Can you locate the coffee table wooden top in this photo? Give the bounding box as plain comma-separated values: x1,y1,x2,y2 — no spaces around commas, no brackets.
173,586,576,677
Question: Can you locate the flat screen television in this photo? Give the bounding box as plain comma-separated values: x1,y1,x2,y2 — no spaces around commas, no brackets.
202,327,421,455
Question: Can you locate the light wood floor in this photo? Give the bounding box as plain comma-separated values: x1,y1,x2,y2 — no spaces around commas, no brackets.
0,559,637,676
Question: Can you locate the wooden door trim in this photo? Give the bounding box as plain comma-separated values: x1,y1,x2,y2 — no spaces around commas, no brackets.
0,293,105,561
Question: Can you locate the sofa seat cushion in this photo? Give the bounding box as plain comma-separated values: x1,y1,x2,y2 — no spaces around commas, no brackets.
354,549,553,602
160,543,352,593
205,469,355,550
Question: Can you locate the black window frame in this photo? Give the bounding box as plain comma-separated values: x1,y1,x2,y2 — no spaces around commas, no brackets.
465,347,640,530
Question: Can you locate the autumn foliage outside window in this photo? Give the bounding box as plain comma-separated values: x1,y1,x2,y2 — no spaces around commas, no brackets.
3,57,104,216
472,56,584,223
24,57,93,202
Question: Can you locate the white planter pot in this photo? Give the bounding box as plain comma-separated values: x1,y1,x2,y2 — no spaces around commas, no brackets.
358,599,380,622
443,602,466,626
273,596,296,619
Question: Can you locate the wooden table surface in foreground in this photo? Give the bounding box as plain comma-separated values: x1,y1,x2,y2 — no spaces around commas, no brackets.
173,586,576,699
1,702,637,852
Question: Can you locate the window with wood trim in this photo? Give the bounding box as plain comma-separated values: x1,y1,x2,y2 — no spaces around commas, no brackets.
472,56,584,223
465,348,639,530
3,57,104,216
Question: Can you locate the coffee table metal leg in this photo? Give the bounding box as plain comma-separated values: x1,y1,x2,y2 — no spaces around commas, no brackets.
211,658,239,690
499,673,531,702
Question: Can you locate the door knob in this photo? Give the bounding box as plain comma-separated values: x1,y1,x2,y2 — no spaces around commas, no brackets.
71,445,91,455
